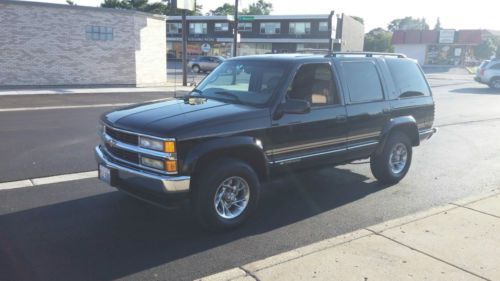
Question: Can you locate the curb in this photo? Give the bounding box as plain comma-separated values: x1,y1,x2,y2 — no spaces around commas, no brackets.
196,189,500,281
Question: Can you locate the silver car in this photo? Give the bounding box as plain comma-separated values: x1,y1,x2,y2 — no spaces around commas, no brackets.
187,56,225,73
475,59,500,89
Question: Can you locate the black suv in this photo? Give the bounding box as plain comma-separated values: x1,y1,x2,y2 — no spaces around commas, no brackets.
96,53,437,230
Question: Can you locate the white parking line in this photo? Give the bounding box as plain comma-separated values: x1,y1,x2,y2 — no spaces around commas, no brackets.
0,103,134,113
0,97,176,113
0,171,97,191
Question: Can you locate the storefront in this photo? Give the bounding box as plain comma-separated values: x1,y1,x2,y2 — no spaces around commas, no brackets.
167,41,233,59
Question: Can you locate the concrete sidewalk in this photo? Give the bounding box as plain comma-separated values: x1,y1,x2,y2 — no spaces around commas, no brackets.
199,190,500,281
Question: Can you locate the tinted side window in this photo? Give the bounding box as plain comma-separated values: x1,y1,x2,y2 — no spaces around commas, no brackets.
490,63,500,70
287,63,339,106
342,61,384,103
386,59,431,97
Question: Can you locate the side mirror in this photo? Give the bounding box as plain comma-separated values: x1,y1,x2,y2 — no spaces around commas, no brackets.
278,99,311,115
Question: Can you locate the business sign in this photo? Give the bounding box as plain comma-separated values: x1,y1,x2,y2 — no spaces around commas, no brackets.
239,16,255,21
439,29,456,44
201,43,211,53
175,0,195,11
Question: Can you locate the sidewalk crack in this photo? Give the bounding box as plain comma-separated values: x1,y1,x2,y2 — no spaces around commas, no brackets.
365,228,491,281
450,203,500,220
239,267,261,281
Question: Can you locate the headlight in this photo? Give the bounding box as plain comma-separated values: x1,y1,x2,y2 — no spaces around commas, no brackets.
139,136,176,153
139,136,165,151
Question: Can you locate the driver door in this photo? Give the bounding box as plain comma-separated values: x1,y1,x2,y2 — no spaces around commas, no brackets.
267,63,348,169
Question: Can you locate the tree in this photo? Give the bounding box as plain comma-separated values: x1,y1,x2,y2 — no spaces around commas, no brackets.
351,16,364,25
241,0,273,15
364,28,394,52
100,0,201,16
66,0,75,5
208,3,235,16
434,17,441,30
474,38,497,60
388,17,429,32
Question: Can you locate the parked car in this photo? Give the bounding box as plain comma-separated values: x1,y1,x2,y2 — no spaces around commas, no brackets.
96,53,437,230
187,56,225,73
475,59,500,89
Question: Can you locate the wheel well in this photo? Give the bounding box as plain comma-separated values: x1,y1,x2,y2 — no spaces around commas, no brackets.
192,147,268,182
192,64,200,68
390,124,419,146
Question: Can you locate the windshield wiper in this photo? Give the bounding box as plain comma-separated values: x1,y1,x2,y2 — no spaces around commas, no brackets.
213,91,242,104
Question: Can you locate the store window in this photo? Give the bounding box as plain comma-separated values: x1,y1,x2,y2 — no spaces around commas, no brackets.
289,22,311,34
85,26,113,41
167,23,182,34
319,22,329,32
215,22,229,32
260,22,280,34
238,22,253,32
189,23,207,34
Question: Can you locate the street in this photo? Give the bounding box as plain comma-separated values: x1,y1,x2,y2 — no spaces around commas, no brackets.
1,75,500,281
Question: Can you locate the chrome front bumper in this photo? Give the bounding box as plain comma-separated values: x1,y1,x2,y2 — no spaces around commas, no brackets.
95,145,190,193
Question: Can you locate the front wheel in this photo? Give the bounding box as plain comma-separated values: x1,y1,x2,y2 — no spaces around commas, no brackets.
370,132,413,184
191,158,260,231
192,65,201,73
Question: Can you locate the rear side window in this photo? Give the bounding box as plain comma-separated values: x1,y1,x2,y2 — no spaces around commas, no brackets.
490,63,500,70
386,59,431,98
342,61,384,103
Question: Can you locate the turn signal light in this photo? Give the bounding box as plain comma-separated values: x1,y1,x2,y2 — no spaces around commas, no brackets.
164,141,176,153
165,160,177,173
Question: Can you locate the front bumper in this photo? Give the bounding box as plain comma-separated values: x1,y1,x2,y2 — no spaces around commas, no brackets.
95,145,190,194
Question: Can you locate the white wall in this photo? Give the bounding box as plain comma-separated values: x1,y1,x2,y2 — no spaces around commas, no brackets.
394,44,427,65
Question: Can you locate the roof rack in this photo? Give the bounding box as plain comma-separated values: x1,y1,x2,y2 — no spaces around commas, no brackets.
326,52,407,58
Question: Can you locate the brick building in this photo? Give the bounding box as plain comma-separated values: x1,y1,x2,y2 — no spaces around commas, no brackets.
0,0,167,87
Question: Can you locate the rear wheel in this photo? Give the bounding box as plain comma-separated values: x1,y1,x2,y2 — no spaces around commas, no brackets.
488,78,500,90
192,65,201,73
192,158,260,231
370,132,412,184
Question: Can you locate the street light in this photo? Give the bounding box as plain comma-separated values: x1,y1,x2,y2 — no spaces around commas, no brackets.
232,0,239,57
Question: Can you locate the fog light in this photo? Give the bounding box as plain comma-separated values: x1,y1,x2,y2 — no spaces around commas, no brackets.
141,157,164,170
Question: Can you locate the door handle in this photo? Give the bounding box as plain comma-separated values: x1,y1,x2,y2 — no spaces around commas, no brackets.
336,115,347,122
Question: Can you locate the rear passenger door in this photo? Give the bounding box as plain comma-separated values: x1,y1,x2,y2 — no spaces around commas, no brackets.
336,59,391,153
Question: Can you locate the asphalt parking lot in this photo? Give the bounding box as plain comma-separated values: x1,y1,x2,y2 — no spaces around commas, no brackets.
1,74,500,281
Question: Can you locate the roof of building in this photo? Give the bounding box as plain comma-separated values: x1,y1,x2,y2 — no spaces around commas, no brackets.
392,29,487,45
0,0,166,20
166,14,331,22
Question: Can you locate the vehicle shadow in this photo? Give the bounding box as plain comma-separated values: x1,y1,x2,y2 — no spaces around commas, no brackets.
451,87,500,95
0,166,390,281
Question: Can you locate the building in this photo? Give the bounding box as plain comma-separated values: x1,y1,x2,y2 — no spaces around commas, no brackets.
0,0,167,87
392,29,497,66
166,13,364,59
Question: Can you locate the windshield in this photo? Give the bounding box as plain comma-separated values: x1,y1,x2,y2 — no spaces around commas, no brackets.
193,60,289,106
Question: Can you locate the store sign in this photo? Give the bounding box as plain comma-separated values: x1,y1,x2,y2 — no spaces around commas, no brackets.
239,16,255,21
201,43,211,53
175,0,195,11
439,30,455,44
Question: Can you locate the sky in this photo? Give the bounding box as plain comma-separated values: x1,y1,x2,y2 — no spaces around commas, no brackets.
21,0,500,32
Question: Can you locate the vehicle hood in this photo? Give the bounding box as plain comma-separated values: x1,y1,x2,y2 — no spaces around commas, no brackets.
102,98,270,140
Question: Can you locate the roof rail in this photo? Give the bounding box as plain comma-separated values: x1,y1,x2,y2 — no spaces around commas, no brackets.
326,52,407,58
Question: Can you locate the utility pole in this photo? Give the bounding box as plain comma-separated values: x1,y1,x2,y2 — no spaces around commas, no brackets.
232,0,239,57
182,9,188,86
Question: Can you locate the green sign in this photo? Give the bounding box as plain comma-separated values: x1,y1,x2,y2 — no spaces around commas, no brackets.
239,16,255,21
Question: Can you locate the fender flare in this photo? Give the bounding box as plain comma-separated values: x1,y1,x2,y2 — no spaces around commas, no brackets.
376,116,419,154
181,136,269,179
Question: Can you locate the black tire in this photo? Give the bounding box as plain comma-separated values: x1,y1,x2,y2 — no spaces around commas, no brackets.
191,158,260,231
370,131,413,185
192,65,201,73
488,78,500,90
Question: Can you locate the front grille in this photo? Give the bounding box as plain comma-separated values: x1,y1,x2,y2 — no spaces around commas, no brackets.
106,143,139,164
105,126,138,146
